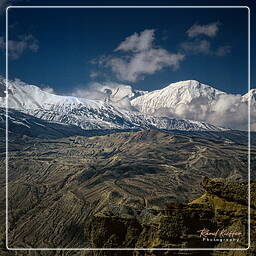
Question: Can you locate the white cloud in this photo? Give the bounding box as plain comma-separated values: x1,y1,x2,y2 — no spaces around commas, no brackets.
72,82,111,100
72,82,137,110
180,39,211,55
92,26,230,83
207,94,249,130
107,49,184,82
72,82,123,100
115,29,155,52
0,34,39,59
153,94,253,131
187,22,220,38
91,25,231,84
97,29,185,82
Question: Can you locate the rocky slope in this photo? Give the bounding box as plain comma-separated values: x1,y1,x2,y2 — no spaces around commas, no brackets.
1,177,254,255
85,177,255,254
0,129,254,252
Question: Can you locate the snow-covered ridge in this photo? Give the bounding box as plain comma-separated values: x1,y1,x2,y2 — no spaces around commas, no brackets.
131,80,226,114
0,77,105,111
0,77,229,131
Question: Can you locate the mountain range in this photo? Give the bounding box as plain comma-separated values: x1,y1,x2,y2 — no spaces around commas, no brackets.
0,77,254,134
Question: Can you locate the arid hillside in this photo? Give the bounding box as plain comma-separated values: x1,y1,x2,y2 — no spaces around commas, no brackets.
0,129,254,254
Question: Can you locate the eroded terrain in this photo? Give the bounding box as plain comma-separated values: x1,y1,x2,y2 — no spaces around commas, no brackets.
0,129,255,254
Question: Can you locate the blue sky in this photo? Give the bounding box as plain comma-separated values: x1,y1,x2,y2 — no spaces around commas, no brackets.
0,0,254,95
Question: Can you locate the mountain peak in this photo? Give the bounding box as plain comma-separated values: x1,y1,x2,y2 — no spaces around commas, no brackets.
165,80,218,91
168,79,200,86
131,80,225,115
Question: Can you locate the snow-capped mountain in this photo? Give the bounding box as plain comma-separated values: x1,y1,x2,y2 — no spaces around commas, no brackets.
0,77,226,131
131,80,226,114
242,89,256,102
0,78,137,129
